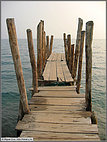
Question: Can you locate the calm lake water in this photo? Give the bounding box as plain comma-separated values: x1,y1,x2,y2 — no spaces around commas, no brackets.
1,39,106,140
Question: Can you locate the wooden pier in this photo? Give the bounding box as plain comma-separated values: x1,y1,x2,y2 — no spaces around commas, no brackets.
6,18,100,141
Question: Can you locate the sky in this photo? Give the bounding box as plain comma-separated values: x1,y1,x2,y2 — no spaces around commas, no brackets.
1,1,106,39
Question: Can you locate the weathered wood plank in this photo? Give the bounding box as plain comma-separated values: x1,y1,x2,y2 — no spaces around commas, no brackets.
19,112,91,124
39,86,76,90
49,61,57,81
29,104,86,111
16,122,98,134
57,61,65,81
33,90,85,98
20,131,100,141
29,97,85,106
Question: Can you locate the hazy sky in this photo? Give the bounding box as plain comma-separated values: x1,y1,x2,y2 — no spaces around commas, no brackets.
1,1,106,39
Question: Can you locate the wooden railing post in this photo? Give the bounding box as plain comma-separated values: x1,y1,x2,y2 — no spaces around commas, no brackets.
76,31,85,94
67,34,71,72
85,21,94,111
27,29,38,95
73,18,83,79
6,18,29,120
71,44,74,77
37,22,42,79
50,35,54,56
46,35,49,59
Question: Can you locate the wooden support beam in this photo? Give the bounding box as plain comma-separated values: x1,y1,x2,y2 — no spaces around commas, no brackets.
73,18,83,79
26,29,38,95
6,18,29,120
49,35,54,56
85,21,94,111
46,36,49,59
76,31,85,94
71,44,75,77
37,22,42,79
67,34,71,72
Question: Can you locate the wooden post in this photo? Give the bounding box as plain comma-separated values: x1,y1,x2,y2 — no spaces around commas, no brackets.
71,44,75,77
37,22,42,79
63,33,67,63
44,31,47,67
41,20,45,72
85,21,94,111
46,36,49,59
43,31,46,70
27,29,38,95
73,18,83,79
6,18,29,120
67,34,71,72
76,31,85,94
49,35,54,55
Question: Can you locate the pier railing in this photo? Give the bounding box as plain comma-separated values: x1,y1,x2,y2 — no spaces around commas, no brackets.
6,17,94,122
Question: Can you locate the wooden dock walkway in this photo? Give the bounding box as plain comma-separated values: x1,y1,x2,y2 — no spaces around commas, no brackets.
15,53,100,141
16,86,100,141
43,53,73,82
6,18,100,141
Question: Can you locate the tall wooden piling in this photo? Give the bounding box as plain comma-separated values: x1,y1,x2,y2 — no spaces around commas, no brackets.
46,36,49,59
49,35,54,55
76,31,85,94
41,20,45,72
73,18,83,79
43,31,46,70
37,22,42,79
85,21,94,111
63,33,68,62
71,44,74,76
27,29,38,94
67,34,71,71
6,18,29,120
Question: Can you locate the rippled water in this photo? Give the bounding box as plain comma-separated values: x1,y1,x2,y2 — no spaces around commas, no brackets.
1,39,106,140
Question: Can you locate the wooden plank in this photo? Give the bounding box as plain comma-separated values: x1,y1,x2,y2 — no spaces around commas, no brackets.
33,91,85,98
38,86,76,91
29,97,85,106
16,122,98,134
49,61,57,81
29,111,92,117
57,61,65,81
61,61,73,82
29,104,86,111
19,112,91,124
20,131,100,141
